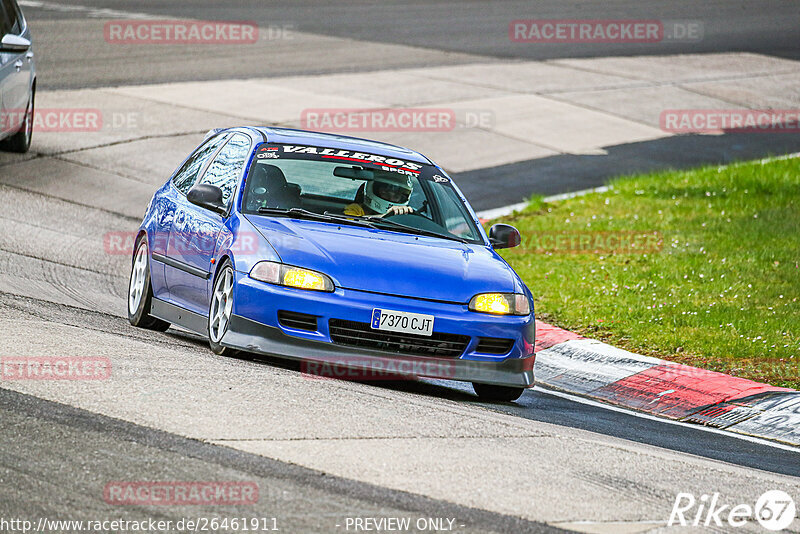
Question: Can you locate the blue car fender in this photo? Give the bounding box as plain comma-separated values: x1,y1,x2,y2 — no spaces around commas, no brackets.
210,213,281,294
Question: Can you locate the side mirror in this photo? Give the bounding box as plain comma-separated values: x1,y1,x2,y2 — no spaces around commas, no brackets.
0,34,31,53
187,184,226,215
489,223,521,249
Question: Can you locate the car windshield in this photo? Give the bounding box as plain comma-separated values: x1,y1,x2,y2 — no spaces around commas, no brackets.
241,143,484,244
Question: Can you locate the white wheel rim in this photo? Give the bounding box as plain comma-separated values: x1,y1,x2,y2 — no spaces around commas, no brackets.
128,242,148,314
209,268,233,343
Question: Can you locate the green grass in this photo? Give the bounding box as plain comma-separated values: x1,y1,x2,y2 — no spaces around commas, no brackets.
493,156,800,389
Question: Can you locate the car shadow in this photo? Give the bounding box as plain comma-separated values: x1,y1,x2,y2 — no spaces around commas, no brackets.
160,327,507,402
240,348,517,404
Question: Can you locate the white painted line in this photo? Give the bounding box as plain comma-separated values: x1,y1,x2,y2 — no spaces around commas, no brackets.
542,185,610,203
535,385,800,453
476,186,611,220
475,201,529,220
554,520,666,526
752,152,799,166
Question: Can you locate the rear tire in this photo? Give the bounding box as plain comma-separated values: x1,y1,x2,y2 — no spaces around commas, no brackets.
208,261,239,357
0,87,34,153
472,382,525,402
128,236,171,331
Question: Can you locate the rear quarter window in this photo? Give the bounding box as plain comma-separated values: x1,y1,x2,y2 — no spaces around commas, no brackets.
171,133,230,195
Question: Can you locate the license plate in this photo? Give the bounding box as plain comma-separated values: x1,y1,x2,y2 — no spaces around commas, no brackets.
371,308,434,336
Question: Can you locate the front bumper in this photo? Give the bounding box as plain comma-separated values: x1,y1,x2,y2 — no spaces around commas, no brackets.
222,314,535,387
224,272,536,387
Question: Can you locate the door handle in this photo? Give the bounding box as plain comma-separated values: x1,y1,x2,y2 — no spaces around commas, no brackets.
14,60,22,72
26,51,33,62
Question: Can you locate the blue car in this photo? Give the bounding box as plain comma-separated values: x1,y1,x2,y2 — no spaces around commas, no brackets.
128,127,535,401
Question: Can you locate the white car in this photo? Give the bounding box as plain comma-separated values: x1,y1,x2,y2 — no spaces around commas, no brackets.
0,0,35,153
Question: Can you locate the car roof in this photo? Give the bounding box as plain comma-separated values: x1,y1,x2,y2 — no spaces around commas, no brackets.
243,126,433,165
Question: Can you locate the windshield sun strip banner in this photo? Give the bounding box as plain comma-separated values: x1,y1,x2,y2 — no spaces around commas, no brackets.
255,143,440,179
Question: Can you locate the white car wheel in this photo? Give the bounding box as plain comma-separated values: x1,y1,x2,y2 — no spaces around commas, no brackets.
128,242,148,315
209,266,234,343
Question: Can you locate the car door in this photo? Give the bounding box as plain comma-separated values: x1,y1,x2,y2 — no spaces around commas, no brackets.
155,132,230,307
0,0,30,136
167,132,252,315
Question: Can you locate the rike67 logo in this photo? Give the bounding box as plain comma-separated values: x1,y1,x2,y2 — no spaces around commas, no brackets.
669,490,796,531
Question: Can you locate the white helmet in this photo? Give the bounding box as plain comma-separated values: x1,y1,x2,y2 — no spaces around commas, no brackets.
363,173,413,214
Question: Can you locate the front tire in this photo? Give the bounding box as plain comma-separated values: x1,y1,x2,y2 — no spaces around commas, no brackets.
128,237,171,331
1,87,34,153
208,261,238,356
472,382,525,402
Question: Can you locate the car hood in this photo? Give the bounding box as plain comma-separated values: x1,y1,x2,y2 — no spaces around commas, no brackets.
245,215,518,303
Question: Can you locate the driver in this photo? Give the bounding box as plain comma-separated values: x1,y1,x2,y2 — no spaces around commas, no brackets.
344,174,414,217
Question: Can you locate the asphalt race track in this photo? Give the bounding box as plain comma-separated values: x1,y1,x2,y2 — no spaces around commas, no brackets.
1,1,799,532
26,0,800,89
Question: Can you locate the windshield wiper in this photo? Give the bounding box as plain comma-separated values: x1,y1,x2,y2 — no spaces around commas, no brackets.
256,208,468,243
362,217,468,243
256,207,373,227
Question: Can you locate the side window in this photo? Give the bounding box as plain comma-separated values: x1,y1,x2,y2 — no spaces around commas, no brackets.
1,0,21,34
428,181,480,240
198,133,251,207
171,133,229,195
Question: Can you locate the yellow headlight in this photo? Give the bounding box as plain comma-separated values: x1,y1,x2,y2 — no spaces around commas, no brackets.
469,292,531,316
250,261,334,292
473,293,511,314
283,268,327,291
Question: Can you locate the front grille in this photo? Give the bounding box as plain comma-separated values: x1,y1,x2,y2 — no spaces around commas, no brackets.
278,310,318,331
329,319,469,358
476,337,515,355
